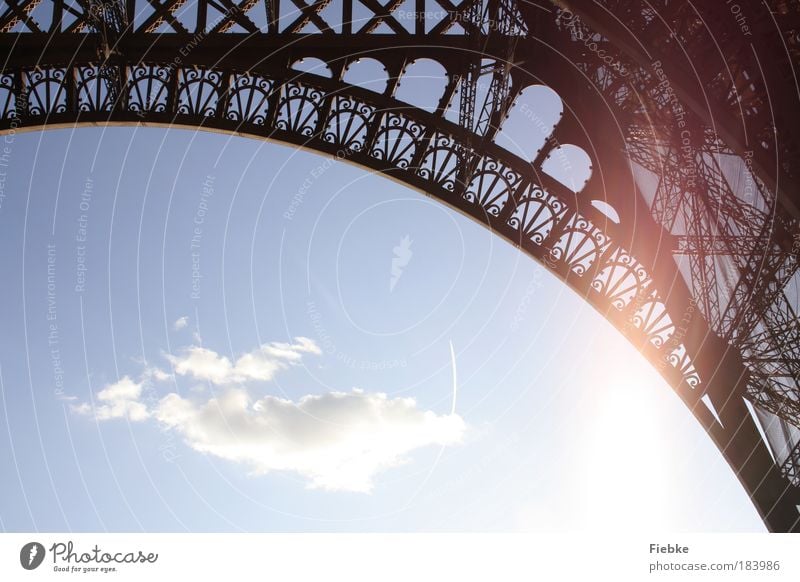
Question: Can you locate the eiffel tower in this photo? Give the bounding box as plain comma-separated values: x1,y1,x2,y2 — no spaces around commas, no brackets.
1,0,799,531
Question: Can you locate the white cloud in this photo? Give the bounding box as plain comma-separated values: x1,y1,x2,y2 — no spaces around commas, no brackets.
71,338,466,492
143,367,172,382
155,388,465,492
166,337,320,385
72,376,149,422
166,346,234,384
173,316,189,331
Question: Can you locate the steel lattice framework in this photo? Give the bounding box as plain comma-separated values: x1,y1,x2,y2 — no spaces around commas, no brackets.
1,0,799,531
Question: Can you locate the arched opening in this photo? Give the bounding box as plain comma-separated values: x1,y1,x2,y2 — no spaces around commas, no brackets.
290,57,334,78
494,84,563,161
343,58,389,94
541,144,592,193
395,58,449,113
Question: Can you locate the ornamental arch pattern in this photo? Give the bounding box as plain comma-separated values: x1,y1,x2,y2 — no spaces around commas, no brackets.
2,0,800,531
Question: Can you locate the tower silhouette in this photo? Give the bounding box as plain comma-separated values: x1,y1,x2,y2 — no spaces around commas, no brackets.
1,0,798,531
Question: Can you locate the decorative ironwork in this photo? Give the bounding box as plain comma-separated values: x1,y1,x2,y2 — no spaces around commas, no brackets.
323,96,374,151
370,113,424,169
76,65,116,112
417,133,459,191
25,68,68,116
177,68,223,117
1,0,799,531
463,157,520,217
226,73,273,125
127,64,171,114
508,185,566,245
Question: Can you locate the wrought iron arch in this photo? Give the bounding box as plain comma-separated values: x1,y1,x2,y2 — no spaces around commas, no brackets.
2,0,799,532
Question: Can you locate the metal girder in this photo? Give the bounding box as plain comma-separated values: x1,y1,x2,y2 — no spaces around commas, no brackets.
783,439,800,487
556,1,800,439
1,0,800,531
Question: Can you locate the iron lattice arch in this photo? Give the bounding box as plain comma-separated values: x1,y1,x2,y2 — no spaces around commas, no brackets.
1,0,800,531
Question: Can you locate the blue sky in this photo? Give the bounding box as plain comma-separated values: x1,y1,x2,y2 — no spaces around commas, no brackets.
0,125,765,532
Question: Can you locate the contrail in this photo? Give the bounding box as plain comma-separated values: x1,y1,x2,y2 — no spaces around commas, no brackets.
449,340,457,415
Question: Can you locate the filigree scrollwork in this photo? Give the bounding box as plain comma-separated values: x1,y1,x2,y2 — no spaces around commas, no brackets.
507,184,566,245
226,73,273,125
177,68,223,117
370,112,424,169
683,369,701,388
24,68,67,116
126,64,171,114
0,74,15,119
591,247,651,310
463,157,519,217
275,81,325,137
322,96,374,151
666,343,701,388
550,214,610,275
76,65,116,113
0,59,706,403
630,295,676,349
417,133,458,191
0,57,715,427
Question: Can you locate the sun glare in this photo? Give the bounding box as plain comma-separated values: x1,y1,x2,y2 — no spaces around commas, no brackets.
580,349,677,531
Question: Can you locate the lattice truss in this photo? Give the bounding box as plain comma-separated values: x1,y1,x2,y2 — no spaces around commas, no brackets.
554,1,800,483
0,0,528,34
1,0,800,504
